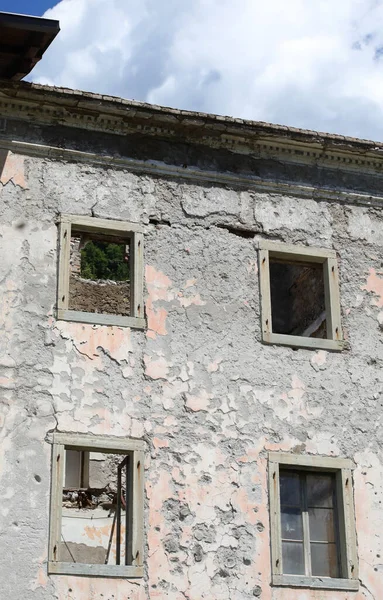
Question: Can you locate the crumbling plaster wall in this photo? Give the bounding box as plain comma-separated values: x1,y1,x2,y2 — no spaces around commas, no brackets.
0,145,383,600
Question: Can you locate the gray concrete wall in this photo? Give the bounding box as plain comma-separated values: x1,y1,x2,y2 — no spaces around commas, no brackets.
0,120,382,600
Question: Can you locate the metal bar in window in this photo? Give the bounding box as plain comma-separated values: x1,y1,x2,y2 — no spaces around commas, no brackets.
116,455,129,566
125,455,129,565
270,460,282,575
301,473,312,577
116,461,122,565
105,511,117,565
332,474,342,577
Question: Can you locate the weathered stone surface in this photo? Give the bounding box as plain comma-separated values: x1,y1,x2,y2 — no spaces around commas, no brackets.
0,88,383,600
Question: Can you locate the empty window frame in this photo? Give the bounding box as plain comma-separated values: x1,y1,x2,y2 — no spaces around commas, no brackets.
57,215,145,328
259,241,343,351
268,453,358,591
48,433,145,578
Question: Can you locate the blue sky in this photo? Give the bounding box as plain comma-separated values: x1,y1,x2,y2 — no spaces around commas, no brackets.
4,0,383,142
0,0,56,16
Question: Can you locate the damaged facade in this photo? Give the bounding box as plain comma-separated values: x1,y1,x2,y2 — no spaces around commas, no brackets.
0,76,383,600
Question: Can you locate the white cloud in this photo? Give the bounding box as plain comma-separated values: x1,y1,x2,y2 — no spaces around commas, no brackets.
30,0,383,140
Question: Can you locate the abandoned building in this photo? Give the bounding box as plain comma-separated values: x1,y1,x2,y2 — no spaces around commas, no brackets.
0,10,383,600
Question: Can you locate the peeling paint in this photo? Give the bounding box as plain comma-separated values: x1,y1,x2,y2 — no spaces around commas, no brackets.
0,151,27,189
363,267,383,307
2,100,383,600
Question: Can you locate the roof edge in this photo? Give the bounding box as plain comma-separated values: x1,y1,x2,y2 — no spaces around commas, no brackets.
1,79,383,170
0,11,60,33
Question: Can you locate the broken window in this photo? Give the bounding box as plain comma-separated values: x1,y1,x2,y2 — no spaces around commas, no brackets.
268,452,358,591
259,241,343,351
49,433,144,578
57,215,145,328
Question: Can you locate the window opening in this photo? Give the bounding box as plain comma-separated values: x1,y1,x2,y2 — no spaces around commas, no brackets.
268,452,358,591
57,215,144,328
280,470,339,578
61,449,133,565
259,242,343,351
49,433,144,578
270,260,326,338
69,232,131,317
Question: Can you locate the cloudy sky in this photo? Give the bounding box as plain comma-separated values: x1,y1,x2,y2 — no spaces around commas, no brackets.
5,0,383,141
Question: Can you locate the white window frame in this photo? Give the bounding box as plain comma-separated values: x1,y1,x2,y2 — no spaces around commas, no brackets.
48,432,145,578
57,214,145,328
268,452,358,591
259,241,343,351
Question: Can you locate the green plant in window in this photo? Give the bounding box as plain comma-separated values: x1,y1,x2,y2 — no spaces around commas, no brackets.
80,241,130,281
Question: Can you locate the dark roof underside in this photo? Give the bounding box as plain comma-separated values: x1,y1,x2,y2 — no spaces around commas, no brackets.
0,12,59,80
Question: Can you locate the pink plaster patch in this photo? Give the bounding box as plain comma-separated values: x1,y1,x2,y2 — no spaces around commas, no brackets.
178,293,205,308
310,350,327,367
56,322,132,363
363,267,383,307
0,151,27,189
30,567,48,590
146,304,168,338
207,358,222,373
237,446,262,463
144,354,170,379
145,265,173,338
185,389,212,411
147,470,172,529
153,437,169,449
145,265,172,301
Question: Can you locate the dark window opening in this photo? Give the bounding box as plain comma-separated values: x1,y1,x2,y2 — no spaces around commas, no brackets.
280,470,340,578
61,449,133,566
68,232,131,316
269,259,326,338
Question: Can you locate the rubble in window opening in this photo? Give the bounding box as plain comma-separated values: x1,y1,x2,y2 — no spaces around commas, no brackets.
68,233,131,316
61,451,130,566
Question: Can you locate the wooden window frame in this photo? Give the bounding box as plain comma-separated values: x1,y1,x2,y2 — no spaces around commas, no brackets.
57,214,145,328
259,241,343,351
48,433,145,579
268,452,358,591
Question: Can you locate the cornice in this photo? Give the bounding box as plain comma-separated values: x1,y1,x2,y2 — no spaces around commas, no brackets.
1,80,383,178
0,137,382,209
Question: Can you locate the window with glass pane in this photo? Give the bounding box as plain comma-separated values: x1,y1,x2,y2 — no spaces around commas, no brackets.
280,470,339,578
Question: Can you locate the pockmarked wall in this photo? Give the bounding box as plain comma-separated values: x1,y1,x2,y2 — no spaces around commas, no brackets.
0,93,383,600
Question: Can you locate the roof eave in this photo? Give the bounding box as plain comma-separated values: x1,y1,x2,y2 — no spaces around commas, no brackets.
1,78,383,168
